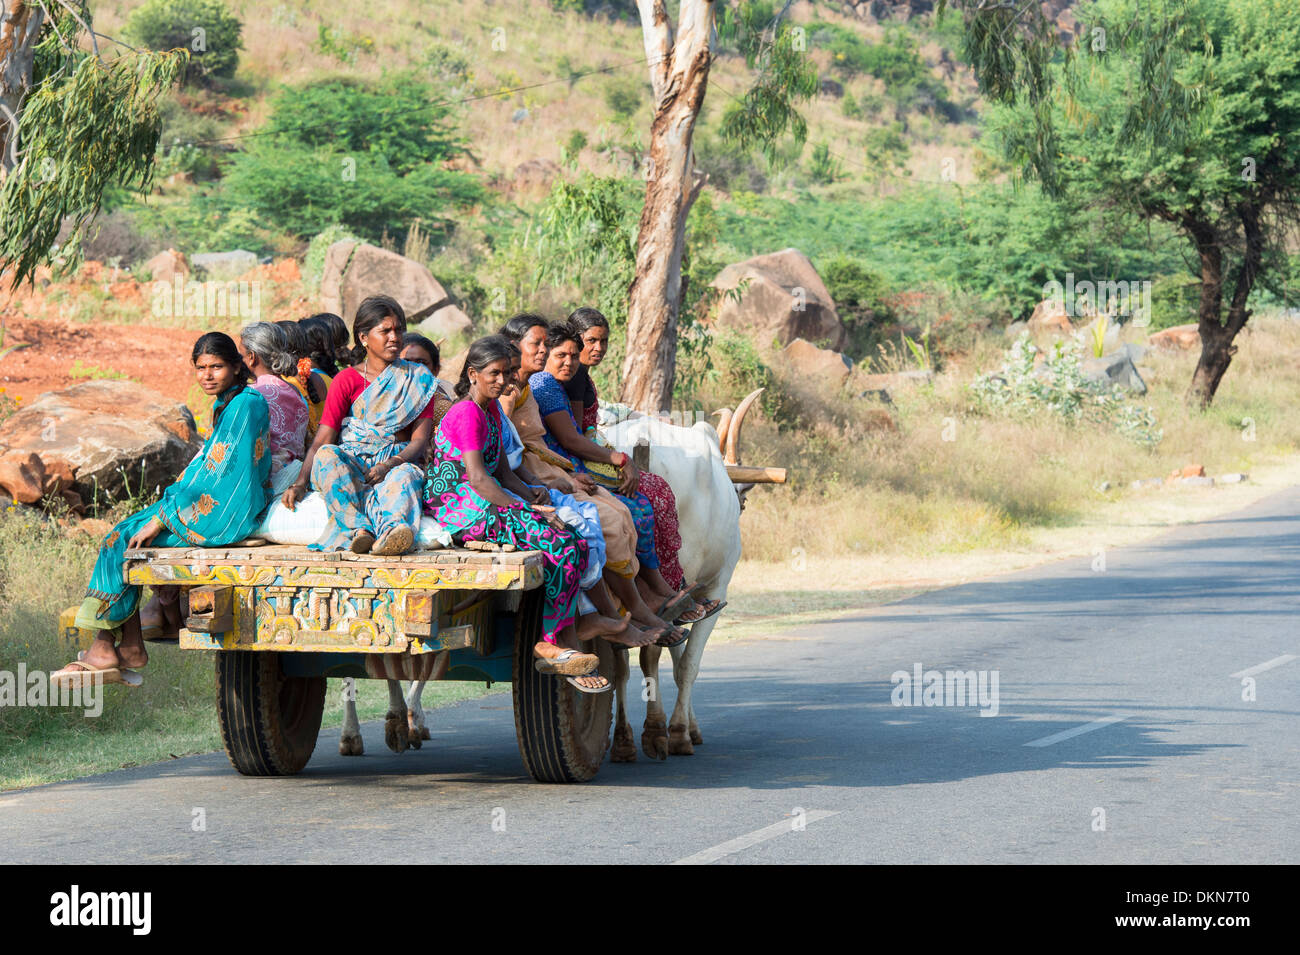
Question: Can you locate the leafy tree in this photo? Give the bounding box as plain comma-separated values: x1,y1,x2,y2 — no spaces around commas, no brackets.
944,0,1300,407
1,2,186,286
221,75,482,243
126,0,243,84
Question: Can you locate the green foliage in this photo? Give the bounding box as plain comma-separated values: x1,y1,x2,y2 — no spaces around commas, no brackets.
314,24,376,65
1148,274,1202,331
126,0,243,83
970,335,1162,446
862,124,911,171
302,225,361,292
719,18,820,164
0,42,188,287
221,75,482,242
604,81,642,119
811,22,960,120
807,143,842,185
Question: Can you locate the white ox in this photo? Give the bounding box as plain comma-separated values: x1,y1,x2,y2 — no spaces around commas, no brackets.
336,390,766,760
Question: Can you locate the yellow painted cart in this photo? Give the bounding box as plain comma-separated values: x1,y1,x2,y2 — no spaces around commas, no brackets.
62,544,614,783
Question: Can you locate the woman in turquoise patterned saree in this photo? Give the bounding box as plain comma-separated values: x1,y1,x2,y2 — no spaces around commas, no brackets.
51,333,272,688
282,295,435,556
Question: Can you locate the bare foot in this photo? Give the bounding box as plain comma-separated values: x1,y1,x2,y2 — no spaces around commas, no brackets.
569,672,610,691
116,642,149,669
600,622,660,648
79,637,120,671
573,612,629,643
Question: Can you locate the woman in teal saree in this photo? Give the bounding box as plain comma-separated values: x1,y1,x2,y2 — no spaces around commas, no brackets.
51,333,272,688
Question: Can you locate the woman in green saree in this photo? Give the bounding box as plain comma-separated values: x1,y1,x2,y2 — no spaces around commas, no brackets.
51,332,273,688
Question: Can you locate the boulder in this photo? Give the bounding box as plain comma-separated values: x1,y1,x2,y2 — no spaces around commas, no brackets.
1171,463,1205,479
1148,323,1200,351
0,450,46,504
441,347,468,385
1082,351,1147,395
191,249,259,279
512,159,561,196
1027,298,1073,338
710,249,847,351
415,303,474,341
778,338,853,385
322,242,452,329
1004,320,1029,340
1217,472,1249,484
0,381,202,504
144,248,188,284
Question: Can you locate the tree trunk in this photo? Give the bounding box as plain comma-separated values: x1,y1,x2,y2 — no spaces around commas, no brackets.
1186,206,1262,409
0,1,44,177
621,0,714,413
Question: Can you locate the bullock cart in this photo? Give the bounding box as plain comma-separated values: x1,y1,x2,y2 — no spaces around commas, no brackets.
59,544,616,784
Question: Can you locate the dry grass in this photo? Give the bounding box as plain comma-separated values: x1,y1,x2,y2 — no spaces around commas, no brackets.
734,315,1300,563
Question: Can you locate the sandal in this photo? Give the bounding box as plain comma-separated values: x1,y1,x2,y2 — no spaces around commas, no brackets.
654,626,689,649
675,599,727,626
565,672,611,694
533,647,599,676
656,588,696,622
50,659,143,689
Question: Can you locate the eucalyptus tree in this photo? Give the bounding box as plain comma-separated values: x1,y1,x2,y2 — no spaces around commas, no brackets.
0,1,185,287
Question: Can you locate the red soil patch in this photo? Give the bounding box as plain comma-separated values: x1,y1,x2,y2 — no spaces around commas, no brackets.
0,315,202,405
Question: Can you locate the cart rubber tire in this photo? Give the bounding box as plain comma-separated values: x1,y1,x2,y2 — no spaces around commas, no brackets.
215,651,325,776
512,590,612,782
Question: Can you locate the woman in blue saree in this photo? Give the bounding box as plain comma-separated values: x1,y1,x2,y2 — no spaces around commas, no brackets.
282,295,435,556
51,333,272,688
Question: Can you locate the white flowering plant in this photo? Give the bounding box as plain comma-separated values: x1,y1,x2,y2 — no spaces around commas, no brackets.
969,334,1162,446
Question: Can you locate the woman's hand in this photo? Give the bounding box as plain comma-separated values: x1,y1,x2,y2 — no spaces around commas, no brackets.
127,517,164,550
282,482,308,511
616,455,640,495
571,472,595,494
366,458,399,484
530,484,549,505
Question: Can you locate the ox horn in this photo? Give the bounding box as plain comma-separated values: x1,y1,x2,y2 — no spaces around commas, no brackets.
711,407,734,456
724,388,764,466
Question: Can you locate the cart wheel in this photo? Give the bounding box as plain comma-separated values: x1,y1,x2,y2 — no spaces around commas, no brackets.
512,590,612,783
215,651,325,776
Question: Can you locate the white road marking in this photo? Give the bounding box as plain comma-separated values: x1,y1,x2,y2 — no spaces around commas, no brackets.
671,810,840,865
1230,654,1297,679
1023,714,1129,748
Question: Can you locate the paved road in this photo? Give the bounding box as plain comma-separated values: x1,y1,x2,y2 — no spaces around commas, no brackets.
2,486,1297,864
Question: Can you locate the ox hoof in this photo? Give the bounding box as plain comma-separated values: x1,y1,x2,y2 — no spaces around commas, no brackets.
339,734,364,757
642,725,668,760
611,725,637,763
407,710,432,741
689,727,703,746
668,724,695,756
384,711,412,753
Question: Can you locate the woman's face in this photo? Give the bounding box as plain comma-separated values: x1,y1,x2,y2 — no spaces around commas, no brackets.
400,344,435,374
547,340,581,382
579,325,608,366
235,337,258,373
361,315,402,363
470,357,511,400
194,353,238,395
502,355,522,398
518,324,549,375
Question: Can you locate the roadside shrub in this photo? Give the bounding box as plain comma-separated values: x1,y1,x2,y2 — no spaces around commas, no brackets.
126,0,244,84
969,335,1162,446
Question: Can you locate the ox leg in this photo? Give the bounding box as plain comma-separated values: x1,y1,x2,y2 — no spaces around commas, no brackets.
339,678,364,756
384,679,413,753
610,649,637,762
406,680,431,740
667,624,713,756
640,645,669,760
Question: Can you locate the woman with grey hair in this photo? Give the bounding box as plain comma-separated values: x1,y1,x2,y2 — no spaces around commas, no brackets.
237,322,309,480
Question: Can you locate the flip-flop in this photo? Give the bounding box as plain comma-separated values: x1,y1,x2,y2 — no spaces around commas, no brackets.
533,647,599,676
51,659,142,689
564,672,611,694
656,588,695,621
675,599,727,626
654,626,689,649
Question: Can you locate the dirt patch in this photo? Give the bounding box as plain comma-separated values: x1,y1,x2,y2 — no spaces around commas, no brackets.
0,315,202,405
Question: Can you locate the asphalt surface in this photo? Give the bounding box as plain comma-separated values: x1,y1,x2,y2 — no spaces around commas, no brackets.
2,485,1297,864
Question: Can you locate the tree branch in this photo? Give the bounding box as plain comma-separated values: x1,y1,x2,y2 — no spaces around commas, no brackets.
636,0,673,105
